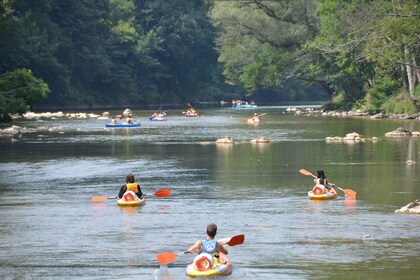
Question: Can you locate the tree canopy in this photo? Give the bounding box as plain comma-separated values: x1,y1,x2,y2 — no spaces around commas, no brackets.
0,0,418,115
0,68,50,122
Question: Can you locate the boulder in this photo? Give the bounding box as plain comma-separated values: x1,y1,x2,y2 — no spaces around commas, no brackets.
385,127,412,137
250,137,271,143
412,131,420,137
395,199,420,214
123,108,132,116
216,136,234,144
371,113,385,119
0,126,21,137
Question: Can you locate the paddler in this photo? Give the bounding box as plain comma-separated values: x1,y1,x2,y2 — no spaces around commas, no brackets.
252,113,259,123
126,114,133,124
117,173,144,200
187,224,228,270
313,170,334,193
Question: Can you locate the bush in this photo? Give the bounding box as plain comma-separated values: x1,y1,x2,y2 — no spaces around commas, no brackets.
381,92,417,114
0,69,50,122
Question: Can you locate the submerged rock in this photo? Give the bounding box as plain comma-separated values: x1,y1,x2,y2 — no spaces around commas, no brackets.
216,136,234,144
395,199,420,214
385,127,412,137
250,137,271,143
325,132,370,143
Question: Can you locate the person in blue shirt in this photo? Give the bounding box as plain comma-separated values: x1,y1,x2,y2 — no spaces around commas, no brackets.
188,223,228,256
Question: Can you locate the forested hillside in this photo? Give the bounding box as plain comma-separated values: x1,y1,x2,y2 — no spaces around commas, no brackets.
0,0,419,114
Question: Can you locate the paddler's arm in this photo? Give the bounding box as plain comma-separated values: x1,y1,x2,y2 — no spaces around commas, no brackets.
217,242,228,255
117,185,126,199
188,240,202,254
137,184,143,198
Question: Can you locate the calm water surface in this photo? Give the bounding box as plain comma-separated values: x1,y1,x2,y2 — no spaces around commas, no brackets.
0,106,419,279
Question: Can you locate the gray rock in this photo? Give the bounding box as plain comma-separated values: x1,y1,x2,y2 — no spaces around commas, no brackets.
385,127,412,137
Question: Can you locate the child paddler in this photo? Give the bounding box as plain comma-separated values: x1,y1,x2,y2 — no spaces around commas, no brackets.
117,173,143,200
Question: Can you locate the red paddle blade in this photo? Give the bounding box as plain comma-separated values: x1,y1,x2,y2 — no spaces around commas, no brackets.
91,196,108,202
299,169,314,177
343,189,357,199
227,234,245,246
156,252,178,265
154,189,171,197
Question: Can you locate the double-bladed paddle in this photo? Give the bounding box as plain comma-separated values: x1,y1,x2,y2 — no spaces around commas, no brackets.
91,189,171,202
298,169,357,199
155,234,245,265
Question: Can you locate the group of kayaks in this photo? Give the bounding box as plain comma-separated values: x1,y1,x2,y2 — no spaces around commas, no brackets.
105,111,201,127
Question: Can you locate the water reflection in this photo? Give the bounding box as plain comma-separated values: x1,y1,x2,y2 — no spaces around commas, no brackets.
154,265,174,280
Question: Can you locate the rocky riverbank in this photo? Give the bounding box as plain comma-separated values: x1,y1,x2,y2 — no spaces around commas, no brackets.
0,109,134,142
286,107,420,120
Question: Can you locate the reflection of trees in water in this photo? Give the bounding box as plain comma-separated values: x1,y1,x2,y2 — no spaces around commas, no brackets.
404,138,417,178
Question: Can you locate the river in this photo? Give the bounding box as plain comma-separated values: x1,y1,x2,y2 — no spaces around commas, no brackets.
0,106,419,279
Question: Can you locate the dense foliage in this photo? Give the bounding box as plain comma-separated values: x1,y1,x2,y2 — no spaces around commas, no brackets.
0,0,228,108
211,0,419,113
0,69,50,122
0,0,418,115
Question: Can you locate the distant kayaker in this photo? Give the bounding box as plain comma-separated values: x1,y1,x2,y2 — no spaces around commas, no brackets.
151,112,166,119
252,113,259,123
126,115,133,124
117,173,143,200
314,170,334,192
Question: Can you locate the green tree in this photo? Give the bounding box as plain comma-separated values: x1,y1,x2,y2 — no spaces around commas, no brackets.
308,0,419,112
210,0,320,98
136,0,224,103
0,69,50,122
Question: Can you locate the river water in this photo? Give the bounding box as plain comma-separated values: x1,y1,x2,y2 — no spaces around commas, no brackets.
0,106,419,279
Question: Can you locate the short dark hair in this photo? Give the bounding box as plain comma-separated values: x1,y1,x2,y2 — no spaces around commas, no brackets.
126,173,135,183
207,223,217,238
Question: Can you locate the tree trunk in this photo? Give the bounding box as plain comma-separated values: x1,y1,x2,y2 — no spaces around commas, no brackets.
404,45,415,99
413,56,420,85
401,64,408,94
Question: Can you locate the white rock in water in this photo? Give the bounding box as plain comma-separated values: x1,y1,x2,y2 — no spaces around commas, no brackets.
395,200,420,214
216,136,234,144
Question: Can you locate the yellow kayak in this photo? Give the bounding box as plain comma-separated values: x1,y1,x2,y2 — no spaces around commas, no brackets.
247,118,260,125
186,252,232,277
308,186,337,200
117,197,146,207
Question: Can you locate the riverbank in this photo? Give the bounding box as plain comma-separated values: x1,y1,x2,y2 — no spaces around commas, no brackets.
287,107,420,120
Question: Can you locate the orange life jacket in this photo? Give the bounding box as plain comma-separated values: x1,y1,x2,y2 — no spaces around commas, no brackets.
126,183,139,193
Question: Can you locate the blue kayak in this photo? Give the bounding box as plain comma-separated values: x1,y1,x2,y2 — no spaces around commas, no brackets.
232,105,257,109
105,122,141,128
148,116,167,121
